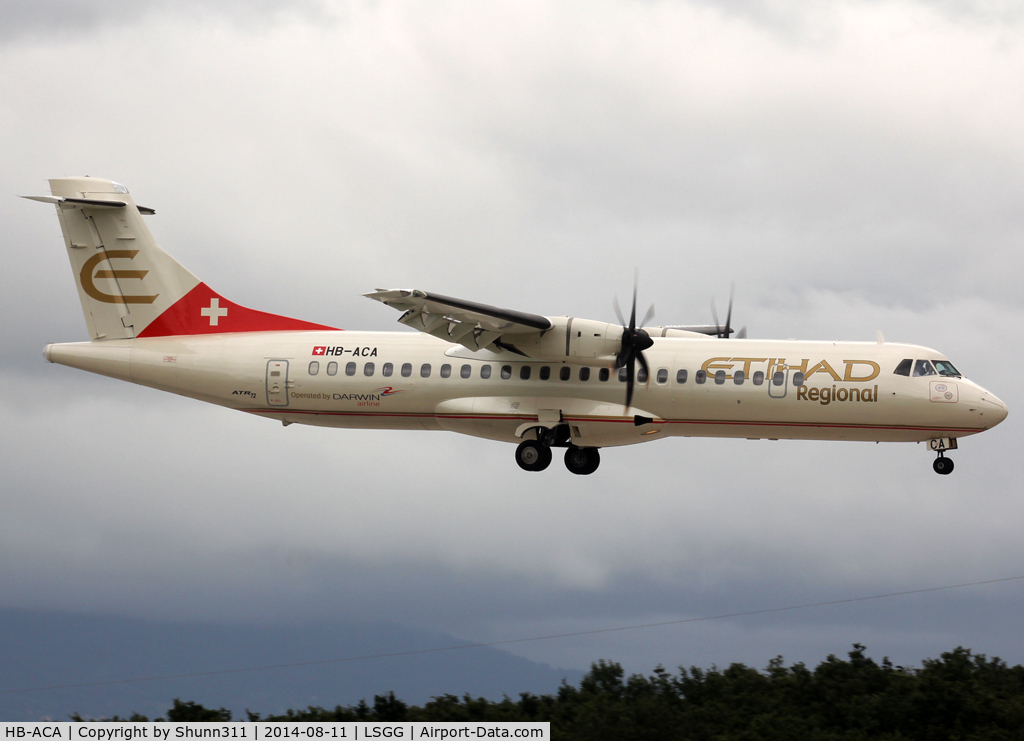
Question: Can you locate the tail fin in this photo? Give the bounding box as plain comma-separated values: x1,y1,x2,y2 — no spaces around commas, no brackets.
25,177,336,339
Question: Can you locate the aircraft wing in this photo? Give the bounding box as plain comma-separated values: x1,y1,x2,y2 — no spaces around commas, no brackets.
365,289,553,352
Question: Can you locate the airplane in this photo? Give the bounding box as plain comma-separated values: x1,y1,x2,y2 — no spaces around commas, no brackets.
24,177,1008,476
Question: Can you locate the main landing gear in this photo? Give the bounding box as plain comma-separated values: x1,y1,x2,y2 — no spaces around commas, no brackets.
564,445,601,475
515,440,552,472
933,453,954,475
515,436,601,475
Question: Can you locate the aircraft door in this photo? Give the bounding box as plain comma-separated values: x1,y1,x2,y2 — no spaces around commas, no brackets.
266,360,289,406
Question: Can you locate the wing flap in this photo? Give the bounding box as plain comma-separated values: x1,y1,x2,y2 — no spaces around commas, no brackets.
367,288,552,351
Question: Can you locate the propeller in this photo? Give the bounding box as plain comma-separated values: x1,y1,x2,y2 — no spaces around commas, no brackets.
614,272,655,409
709,283,746,339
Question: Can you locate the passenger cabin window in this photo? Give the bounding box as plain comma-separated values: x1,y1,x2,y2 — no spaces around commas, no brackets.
599,368,610,382
346,362,357,376
579,367,590,381
520,366,531,380
772,371,784,386
501,365,512,380
657,368,668,384
792,371,804,386
933,360,961,377
401,363,412,378
382,363,393,377
913,360,937,377
364,362,374,376
734,370,745,385
440,364,451,378
618,368,628,382
481,364,492,379
420,363,431,378
752,371,764,386
327,361,338,376
539,366,551,380
676,369,688,384
309,361,320,375
638,368,648,383
714,370,726,385
560,367,571,381
695,370,707,384
461,364,471,379
893,359,912,376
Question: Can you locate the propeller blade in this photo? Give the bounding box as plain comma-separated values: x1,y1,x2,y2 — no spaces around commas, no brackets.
637,349,649,377
724,283,734,339
624,354,636,409
629,271,638,330
640,303,656,329
612,296,626,327
736,326,747,339
710,298,722,338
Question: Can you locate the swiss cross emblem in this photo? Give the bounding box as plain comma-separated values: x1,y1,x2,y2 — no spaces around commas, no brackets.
200,298,229,326
312,346,326,355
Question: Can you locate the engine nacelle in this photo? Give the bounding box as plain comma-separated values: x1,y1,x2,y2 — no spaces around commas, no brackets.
509,316,623,365
643,326,713,339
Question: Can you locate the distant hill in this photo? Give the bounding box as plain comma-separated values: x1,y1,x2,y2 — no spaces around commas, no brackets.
0,609,583,721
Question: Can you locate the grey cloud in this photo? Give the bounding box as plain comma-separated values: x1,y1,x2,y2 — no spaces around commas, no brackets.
690,0,1024,33
0,0,337,44
2,0,1022,682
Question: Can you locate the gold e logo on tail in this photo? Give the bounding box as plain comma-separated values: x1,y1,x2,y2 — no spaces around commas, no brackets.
80,250,158,304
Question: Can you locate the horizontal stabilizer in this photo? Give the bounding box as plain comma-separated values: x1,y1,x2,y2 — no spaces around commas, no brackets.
22,195,155,214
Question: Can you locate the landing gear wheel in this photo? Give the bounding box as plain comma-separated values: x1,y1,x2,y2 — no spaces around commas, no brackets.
564,446,601,475
516,440,552,472
933,456,954,475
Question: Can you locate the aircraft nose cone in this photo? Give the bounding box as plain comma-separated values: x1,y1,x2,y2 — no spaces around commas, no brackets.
979,390,1009,427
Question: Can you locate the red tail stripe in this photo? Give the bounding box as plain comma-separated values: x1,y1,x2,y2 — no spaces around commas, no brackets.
137,282,338,337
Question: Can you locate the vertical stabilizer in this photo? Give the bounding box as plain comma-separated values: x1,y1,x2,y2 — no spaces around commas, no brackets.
25,177,337,340
35,177,199,340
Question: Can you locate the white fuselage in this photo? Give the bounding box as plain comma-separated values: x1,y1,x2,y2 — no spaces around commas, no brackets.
44,331,1008,450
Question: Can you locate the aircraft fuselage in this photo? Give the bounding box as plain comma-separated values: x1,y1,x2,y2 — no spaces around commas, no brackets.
45,331,1006,450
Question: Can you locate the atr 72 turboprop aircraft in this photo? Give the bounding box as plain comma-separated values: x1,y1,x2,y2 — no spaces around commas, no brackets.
25,177,1008,475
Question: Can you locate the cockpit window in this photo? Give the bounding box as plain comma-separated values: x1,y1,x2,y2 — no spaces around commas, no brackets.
913,360,937,377
893,359,912,376
932,360,961,377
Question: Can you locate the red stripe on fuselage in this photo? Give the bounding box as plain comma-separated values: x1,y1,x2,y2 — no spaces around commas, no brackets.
242,408,985,434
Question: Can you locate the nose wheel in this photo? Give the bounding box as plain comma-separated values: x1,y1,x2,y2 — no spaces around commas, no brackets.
564,446,601,475
516,440,552,472
933,454,954,475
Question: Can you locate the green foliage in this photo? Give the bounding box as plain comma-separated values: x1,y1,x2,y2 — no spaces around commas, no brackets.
164,698,232,722
74,646,1024,738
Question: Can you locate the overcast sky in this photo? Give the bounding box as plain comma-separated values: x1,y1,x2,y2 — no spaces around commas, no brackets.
2,0,1023,686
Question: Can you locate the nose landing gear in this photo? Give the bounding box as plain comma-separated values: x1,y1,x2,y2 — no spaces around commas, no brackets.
933,454,954,475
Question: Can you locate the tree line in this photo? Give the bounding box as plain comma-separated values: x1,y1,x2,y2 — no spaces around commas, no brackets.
73,645,1024,739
